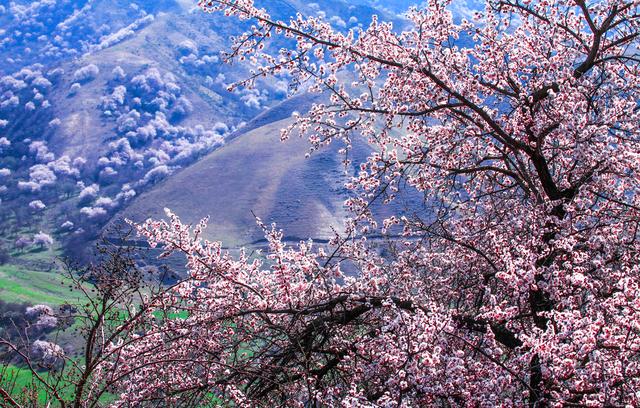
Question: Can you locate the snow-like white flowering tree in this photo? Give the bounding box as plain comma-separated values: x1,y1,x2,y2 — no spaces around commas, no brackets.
28,200,46,211
14,236,31,252
26,304,58,329
73,64,100,82
32,231,53,249
31,340,64,366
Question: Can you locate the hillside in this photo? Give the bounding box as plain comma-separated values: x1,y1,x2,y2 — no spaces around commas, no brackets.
0,0,423,289
117,104,357,246
115,94,424,249
0,0,397,256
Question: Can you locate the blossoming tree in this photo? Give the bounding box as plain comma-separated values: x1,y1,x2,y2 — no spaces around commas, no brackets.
98,0,640,406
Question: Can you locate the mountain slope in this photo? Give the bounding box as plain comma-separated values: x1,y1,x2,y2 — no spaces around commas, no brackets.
117,101,358,246
114,96,424,248
0,0,414,261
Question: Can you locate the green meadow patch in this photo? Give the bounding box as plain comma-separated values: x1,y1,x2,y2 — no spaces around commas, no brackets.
0,264,80,305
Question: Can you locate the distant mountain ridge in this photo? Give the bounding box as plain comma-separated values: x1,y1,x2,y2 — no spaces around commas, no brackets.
0,0,419,259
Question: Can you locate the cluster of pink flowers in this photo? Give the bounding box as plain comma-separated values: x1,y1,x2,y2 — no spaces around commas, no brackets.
98,1,640,406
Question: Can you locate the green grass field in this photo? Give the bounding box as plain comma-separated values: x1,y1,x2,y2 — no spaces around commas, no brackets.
0,364,62,404
1,363,119,406
0,264,80,305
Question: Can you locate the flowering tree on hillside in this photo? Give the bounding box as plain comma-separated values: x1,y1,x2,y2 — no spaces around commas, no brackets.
33,232,54,250
14,236,31,253
91,0,640,406
0,240,179,408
